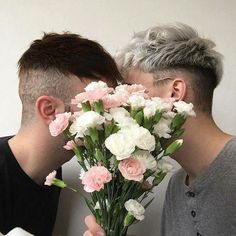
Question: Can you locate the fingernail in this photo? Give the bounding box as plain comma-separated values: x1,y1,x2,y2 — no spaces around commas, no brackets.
96,231,104,236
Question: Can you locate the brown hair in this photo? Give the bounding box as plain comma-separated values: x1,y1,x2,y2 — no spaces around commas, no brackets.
18,32,122,123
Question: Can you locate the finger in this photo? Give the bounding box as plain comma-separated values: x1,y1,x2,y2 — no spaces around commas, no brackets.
83,231,94,236
84,215,104,235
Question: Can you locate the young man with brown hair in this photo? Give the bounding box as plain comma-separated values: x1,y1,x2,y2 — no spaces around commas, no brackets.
0,33,121,236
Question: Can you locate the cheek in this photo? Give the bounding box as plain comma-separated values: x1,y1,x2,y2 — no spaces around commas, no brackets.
147,86,171,98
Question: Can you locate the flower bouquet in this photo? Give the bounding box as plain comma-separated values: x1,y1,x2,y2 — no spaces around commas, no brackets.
45,81,195,236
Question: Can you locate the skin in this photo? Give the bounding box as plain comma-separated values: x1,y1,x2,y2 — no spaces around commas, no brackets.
8,75,116,185
84,68,233,236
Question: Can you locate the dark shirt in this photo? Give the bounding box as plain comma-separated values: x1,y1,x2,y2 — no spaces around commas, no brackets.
0,136,61,236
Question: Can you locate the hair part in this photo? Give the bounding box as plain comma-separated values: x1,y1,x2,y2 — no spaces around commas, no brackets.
115,23,223,114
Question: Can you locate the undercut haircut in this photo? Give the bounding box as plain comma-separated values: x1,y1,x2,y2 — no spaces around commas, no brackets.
18,32,122,123
115,23,223,114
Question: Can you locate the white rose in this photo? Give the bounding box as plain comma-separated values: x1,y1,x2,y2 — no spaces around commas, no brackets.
173,101,196,117
128,94,146,108
105,132,136,160
153,118,172,138
85,81,108,91
157,159,174,173
132,150,157,170
69,111,105,137
125,199,145,221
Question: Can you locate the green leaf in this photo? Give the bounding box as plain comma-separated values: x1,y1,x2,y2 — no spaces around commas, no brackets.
134,110,144,125
105,122,115,137
82,101,91,112
84,136,94,152
88,127,99,143
53,179,67,188
154,111,162,123
124,213,135,227
152,171,167,186
130,108,139,119
85,198,97,217
172,128,185,139
164,139,183,156
93,100,104,114
143,117,152,130
74,146,84,163
95,148,106,164
171,114,186,130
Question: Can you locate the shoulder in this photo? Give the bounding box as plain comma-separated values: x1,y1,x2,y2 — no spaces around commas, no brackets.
0,136,13,166
168,168,186,188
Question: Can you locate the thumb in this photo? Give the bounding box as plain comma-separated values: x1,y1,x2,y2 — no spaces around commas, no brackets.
84,215,104,236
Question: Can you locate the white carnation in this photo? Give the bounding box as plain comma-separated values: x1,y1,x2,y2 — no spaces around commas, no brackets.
105,132,136,160
85,81,108,91
157,159,174,173
109,107,130,123
128,94,146,108
153,118,172,139
162,111,176,119
151,97,173,112
143,100,157,118
173,101,196,117
135,127,156,151
69,111,105,137
132,150,157,170
120,126,155,152
109,107,138,129
125,199,145,221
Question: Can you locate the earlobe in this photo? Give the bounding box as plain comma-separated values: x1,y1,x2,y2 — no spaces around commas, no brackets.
171,79,187,101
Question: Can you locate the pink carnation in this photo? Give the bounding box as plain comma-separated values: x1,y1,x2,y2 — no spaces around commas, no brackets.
118,158,146,182
102,93,129,110
63,140,76,150
49,112,71,136
44,170,57,186
82,166,112,192
72,90,108,105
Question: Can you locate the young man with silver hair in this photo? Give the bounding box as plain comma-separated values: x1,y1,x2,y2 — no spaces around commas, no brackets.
84,23,236,236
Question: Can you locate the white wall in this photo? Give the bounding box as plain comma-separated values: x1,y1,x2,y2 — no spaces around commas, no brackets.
0,0,235,235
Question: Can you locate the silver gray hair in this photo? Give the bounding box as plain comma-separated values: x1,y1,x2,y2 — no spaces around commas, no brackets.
115,23,223,86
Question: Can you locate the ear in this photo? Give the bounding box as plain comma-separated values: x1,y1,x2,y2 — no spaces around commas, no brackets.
170,78,187,101
35,96,65,125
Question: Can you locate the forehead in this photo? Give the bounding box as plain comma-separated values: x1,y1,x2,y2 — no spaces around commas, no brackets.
124,69,155,87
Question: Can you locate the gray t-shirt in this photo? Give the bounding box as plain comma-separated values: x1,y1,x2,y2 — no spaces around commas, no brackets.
161,137,236,236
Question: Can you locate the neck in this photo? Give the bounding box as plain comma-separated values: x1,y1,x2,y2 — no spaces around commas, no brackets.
8,124,73,185
172,111,233,184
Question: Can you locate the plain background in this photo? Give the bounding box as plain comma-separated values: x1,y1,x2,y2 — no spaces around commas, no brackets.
0,0,236,235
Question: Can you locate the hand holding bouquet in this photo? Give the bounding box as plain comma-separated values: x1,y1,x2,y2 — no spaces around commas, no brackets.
46,81,195,236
